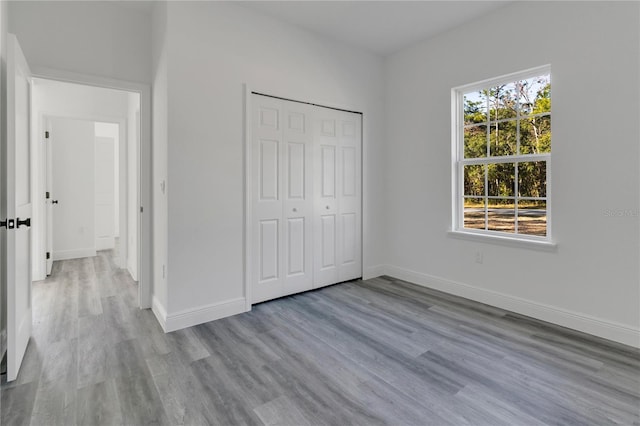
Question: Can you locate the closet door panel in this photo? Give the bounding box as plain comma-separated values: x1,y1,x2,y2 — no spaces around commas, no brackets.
282,102,314,294
313,109,340,287
338,112,362,281
252,96,284,303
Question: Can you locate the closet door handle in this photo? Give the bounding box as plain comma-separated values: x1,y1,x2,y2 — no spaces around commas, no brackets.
325,205,330,210
292,208,297,212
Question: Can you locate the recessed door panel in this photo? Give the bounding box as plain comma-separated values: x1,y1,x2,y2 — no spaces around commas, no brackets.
15,68,30,206
287,218,305,275
321,145,336,198
321,215,336,269
288,112,305,133
259,220,279,282
287,142,305,200
342,121,356,137
342,213,356,264
260,107,279,129
342,146,356,197
321,119,335,137
260,139,279,201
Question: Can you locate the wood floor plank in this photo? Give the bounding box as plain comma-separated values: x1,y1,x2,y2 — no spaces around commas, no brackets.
2,248,639,425
0,382,38,426
76,379,123,426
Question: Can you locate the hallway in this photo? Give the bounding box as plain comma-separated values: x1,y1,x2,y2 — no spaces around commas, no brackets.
0,250,168,425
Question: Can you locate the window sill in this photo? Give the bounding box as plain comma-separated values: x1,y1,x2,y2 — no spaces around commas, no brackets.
447,230,557,252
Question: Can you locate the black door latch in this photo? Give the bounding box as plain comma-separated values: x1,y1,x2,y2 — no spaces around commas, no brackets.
16,218,30,228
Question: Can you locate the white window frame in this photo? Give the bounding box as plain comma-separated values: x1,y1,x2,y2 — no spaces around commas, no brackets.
450,65,554,248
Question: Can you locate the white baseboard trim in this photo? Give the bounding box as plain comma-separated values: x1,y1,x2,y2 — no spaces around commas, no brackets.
162,297,248,333
96,237,115,251
363,264,385,280
384,265,640,349
152,296,168,333
53,248,97,261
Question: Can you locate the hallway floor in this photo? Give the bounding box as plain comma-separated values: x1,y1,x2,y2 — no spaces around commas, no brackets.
2,250,639,425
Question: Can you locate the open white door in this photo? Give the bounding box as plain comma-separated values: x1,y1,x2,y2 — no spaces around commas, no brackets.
5,34,33,382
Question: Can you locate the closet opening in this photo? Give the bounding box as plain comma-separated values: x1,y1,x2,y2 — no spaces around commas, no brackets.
245,90,363,307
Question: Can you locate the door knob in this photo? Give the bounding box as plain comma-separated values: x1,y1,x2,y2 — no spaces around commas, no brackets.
292,208,297,212
16,217,31,228
52,200,59,204
326,205,330,210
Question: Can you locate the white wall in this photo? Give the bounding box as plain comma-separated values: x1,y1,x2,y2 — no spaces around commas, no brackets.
151,1,168,312
8,1,151,84
384,1,640,346
151,2,386,328
51,117,96,260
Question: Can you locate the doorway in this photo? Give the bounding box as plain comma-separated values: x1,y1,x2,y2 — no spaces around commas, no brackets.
33,79,141,303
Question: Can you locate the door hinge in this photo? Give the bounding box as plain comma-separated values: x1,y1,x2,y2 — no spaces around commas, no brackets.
140,206,143,213
45,131,49,139
46,252,51,260
46,191,50,199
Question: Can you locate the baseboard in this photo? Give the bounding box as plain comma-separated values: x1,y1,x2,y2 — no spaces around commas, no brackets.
363,264,385,280
152,296,168,333
162,297,247,333
52,248,97,261
127,264,138,282
384,265,640,349
96,237,115,251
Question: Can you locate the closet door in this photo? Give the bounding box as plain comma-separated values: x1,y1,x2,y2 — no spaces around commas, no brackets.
282,101,314,295
337,112,362,282
313,109,362,288
313,108,341,287
252,95,313,303
252,95,283,303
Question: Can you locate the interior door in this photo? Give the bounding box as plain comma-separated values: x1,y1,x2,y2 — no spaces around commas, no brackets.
282,101,313,296
45,118,53,275
5,34,33,382
337,112,362,282
252,95,284,303
313,107,341,287
95,136,116,251
251,95,314,303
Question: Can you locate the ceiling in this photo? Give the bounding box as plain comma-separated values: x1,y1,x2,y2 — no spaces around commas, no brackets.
240,1,509,56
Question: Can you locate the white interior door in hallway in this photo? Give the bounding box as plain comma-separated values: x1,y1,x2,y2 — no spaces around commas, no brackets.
251,94,362,304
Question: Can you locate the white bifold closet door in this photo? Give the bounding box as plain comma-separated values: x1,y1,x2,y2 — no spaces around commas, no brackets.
251,94,361,304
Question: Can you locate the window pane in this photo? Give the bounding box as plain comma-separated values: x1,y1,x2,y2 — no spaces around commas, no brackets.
464,91,487,124
517,201,547,236
487,163,515,197
518,161,547,198
489,120,517,157
518,75,551,116
489,83,517,121
464,165,485,196
520,115,550,154
464,125,487,158
488,198,515,233
464,198,485,230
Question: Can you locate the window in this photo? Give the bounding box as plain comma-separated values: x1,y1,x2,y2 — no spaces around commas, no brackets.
452,66,551,242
